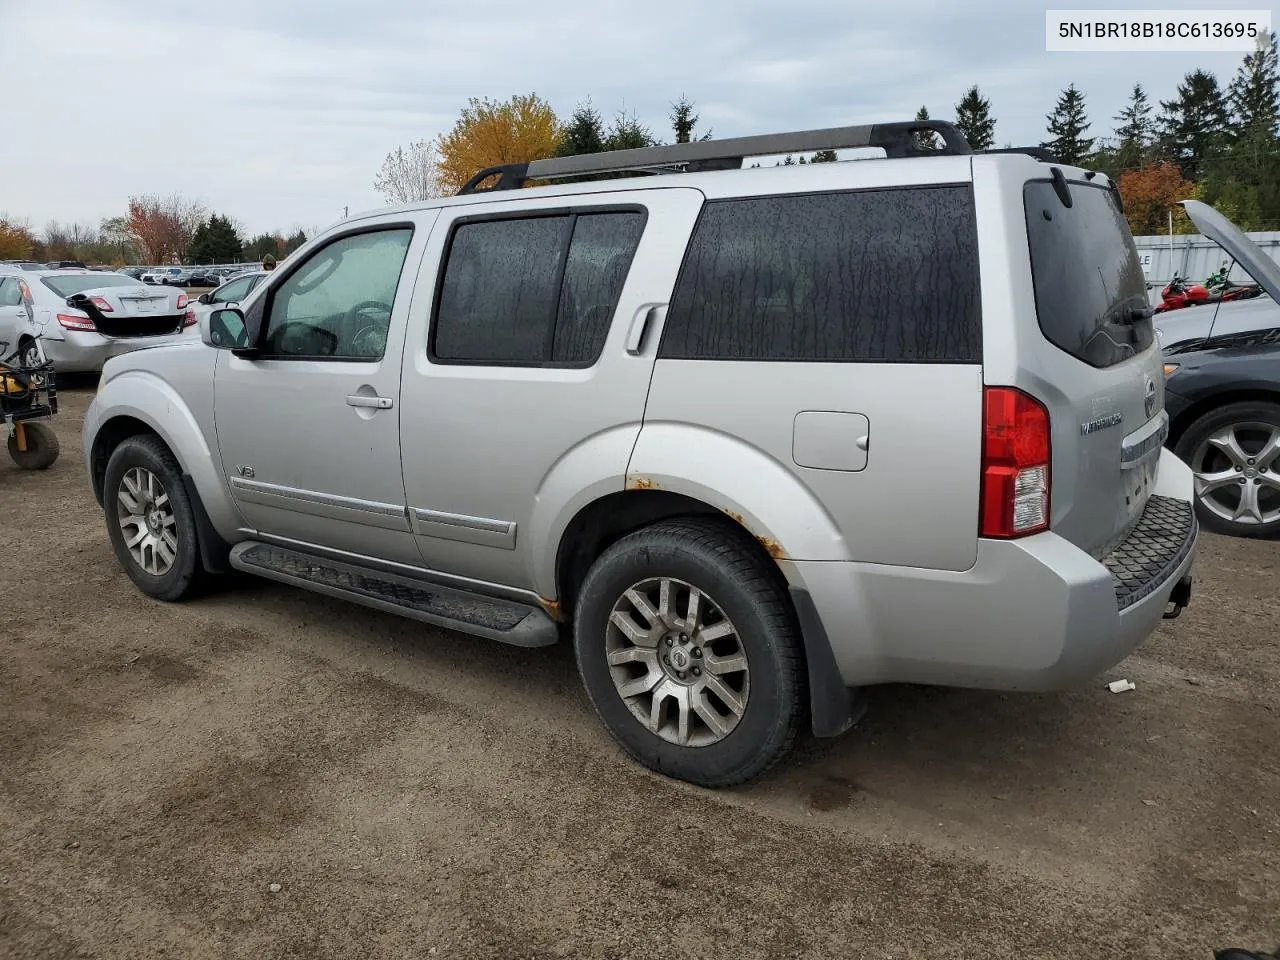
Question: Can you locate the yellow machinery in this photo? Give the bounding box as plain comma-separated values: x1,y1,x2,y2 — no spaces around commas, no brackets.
1,358,59,470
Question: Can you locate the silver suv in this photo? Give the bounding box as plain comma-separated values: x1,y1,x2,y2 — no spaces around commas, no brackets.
84,121,1197,787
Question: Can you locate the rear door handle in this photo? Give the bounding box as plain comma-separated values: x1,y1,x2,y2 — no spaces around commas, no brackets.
626,305,666,355
346,395,393,409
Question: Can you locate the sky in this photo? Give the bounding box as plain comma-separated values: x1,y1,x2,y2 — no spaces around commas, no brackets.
0,0,1251,237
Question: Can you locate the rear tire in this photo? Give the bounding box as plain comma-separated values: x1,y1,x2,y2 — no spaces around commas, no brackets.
573,517,805,788
8,422,59,470
104,434,204,600
17,337,41,369
1174,400,1280,539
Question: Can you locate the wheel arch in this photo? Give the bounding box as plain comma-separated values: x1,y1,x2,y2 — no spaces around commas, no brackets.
86,371,240,547
551,489,861,740
1169,387,1280,449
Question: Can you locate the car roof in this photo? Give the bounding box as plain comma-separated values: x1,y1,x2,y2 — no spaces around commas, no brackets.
339,151,1086,228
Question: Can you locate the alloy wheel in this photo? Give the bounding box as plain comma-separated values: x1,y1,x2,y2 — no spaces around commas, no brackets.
1191,422,1280,527
605,577,750,747
116,466,179,576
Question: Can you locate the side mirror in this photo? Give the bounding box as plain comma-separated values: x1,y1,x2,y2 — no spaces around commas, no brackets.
197,292,211,305
206,307,254,353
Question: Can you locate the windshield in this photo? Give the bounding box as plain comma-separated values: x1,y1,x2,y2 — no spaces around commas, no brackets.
42,274,140,297
1024,179,1154,368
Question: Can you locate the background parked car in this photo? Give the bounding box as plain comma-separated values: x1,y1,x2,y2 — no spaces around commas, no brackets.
186,270,267,328
0,274,45,366
142,267,182,285
0,268,197,373
1160,200,1280,538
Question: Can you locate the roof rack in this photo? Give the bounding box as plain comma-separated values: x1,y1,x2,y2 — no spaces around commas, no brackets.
981,146,1061,163
457,120,973,195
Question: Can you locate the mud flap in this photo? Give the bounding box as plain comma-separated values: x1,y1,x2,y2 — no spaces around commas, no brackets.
181,474,232,574
789,586,867,738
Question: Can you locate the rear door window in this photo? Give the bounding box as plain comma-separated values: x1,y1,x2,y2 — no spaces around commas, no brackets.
1023,180,1153,368
658,186,982,362
431,209,645,366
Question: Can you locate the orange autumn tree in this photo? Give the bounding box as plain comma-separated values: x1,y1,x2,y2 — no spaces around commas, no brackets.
0,217,34,259
1117,162,1199,236
436,94,563,194
127,194,206,263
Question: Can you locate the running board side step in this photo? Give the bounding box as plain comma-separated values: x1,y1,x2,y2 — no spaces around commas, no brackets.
229,542,558,648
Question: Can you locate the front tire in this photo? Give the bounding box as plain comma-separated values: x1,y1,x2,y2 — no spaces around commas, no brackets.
1174,400,1280,538
103,434,204,600
573,517,805,788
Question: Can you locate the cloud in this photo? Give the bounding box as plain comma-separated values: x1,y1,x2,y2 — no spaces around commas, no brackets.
0,0,1250,237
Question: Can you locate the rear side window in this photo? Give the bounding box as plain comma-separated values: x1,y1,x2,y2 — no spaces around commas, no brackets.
0,278,21,307
432,210,645,366
1023,180,1153,368
659,186,981,362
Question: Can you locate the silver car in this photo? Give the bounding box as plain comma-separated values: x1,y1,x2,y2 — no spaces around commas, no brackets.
2,269,198,373
84,120,1197,787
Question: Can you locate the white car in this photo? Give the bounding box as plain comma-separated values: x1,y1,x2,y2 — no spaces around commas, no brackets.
0,274,44,366
0,269,198,373
142,267,183,285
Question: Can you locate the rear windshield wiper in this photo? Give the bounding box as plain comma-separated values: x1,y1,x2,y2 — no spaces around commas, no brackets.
1106,302,1155,326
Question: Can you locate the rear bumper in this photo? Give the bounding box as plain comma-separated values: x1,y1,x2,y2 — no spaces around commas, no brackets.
788,448,1197,692
42,329,195,373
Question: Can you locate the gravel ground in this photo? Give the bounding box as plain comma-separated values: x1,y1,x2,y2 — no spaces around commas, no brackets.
2,386,1278,960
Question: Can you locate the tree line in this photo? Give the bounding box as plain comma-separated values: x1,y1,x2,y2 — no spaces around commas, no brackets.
0,195,309,266
377,34,1280,239
942,33,1280,234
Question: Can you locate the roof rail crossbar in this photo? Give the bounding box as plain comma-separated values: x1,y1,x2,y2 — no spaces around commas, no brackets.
455,120,973,195
982,147,1062,163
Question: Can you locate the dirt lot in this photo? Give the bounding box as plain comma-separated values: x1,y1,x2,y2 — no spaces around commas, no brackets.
2,386,1278,960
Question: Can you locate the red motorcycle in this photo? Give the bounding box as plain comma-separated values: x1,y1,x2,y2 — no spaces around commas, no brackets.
1155,274,1214,313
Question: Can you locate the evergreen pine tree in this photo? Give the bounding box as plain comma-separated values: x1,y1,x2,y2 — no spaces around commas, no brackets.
556,100,607,156
913,105,940,151
1114,83,1154,170
1157,69,1230,178
1042,84,1095,165
1228,31,1280,138
954,86,995,151
670,94,712,143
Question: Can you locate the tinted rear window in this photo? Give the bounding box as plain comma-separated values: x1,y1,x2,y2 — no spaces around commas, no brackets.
659,186,982,362
42,274,138,296
1023,180,1153,368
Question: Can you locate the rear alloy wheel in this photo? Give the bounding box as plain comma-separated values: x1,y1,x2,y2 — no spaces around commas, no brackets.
574,518,805,788
1176,401,1280,538
606,576,751,747
17,338,41,369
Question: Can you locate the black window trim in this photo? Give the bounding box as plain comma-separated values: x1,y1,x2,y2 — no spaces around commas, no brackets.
655,182,983,365
1020,176,1151,370
427,202,650,370
247,220,417,363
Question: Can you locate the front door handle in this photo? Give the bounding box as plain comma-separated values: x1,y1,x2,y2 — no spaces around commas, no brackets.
346,395,393,410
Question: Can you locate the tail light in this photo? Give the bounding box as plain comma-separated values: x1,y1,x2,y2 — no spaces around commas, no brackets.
176,294,189,309
57,312,97,332
89,296,114,312
980,386,1051,538
182,309,196,327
